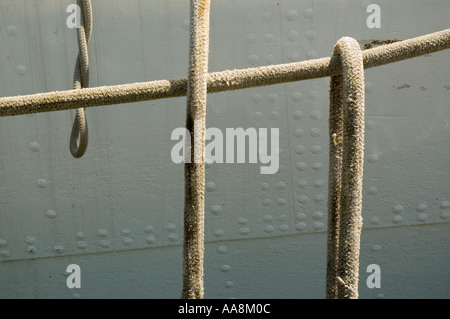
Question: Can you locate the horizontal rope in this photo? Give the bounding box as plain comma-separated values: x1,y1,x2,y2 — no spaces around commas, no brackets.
0,28,449,117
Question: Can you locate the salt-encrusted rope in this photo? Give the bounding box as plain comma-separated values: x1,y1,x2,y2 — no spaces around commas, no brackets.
327,37,365,299
181,0,210,300
0,29,448,117
69,0,92,158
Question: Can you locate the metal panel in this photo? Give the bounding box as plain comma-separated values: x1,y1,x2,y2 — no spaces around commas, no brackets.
0,0,449,298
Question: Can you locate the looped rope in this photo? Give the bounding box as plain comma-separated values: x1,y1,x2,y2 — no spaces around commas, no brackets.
326,37,365,299
70,0,93,158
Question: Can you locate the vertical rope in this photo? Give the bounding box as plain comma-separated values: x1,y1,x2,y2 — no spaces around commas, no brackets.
70,0,92,158
181,0,211,299
327,37,365,299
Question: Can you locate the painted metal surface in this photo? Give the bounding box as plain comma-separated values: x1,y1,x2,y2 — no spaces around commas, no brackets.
0,0,449,298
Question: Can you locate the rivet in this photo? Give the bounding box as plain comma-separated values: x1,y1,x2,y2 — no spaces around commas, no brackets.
296,213,307,221
225,281,234,288
0,249,10,258
292,92,303,101
99,240,110,248
276,181,287,190
72,293,81,299
263,215,274,223
277,198,288,206
279,225,289,232
37,179,48,188
16,65,27,76
311,145,323,154
367,186,378,195
29,141,41,152
253,111,263,121
25,236,35,244
26,245,37,254
168,233,179,242
46,210,57,219
314,180,324,188
286,10,298,21
144,225,154,233
206,182,216,192
146,235,156,244
312,211,324,220
312,162,323,170
0,239,7,247
165,223,176,232
264,225,275,233
210,204,223,215
371,244,382,252
392,215,403,224
297,180,308,188
261,182,270,191
214,229,225,237
248,55,259,65
416,203,428,212
246,33,257,44
310,128,321,137
305,30,316,40
77,241,87,249
251,93,262,103
288,52,301,62
239,227,250,236
295,145,306,154
303,8,314,19
314,194,326,203
293,110,303,120
313,222,324,230
296,162,307,171
369,216,380,225
440,201,450,209
367,154,379,163
97,229,108,237
237,217,248,225
221,265,232,272
270,111,280,121
53,245,64,253
417,213,428,222
392,205,404,214
75,232,85,240
365,82,373,92
122,237,134,246
310,110,321,119
287,30,298,41
295,222,307,231
297,195,309,204
217,245,228,254
262,198,272,206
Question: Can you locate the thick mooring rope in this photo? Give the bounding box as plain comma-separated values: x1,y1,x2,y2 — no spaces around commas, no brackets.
181,0,211,299
0,28,448,117
70,0,92,158
327,37,365,299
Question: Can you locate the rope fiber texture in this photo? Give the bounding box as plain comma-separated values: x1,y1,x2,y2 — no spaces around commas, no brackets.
327,37,365,299
0,29,448,117
181,0,211,299
70,0,92,158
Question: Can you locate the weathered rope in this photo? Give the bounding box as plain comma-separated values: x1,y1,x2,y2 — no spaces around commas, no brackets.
69,0,92,158
327,37,365,299
181,0,210,299
0,28,448,117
